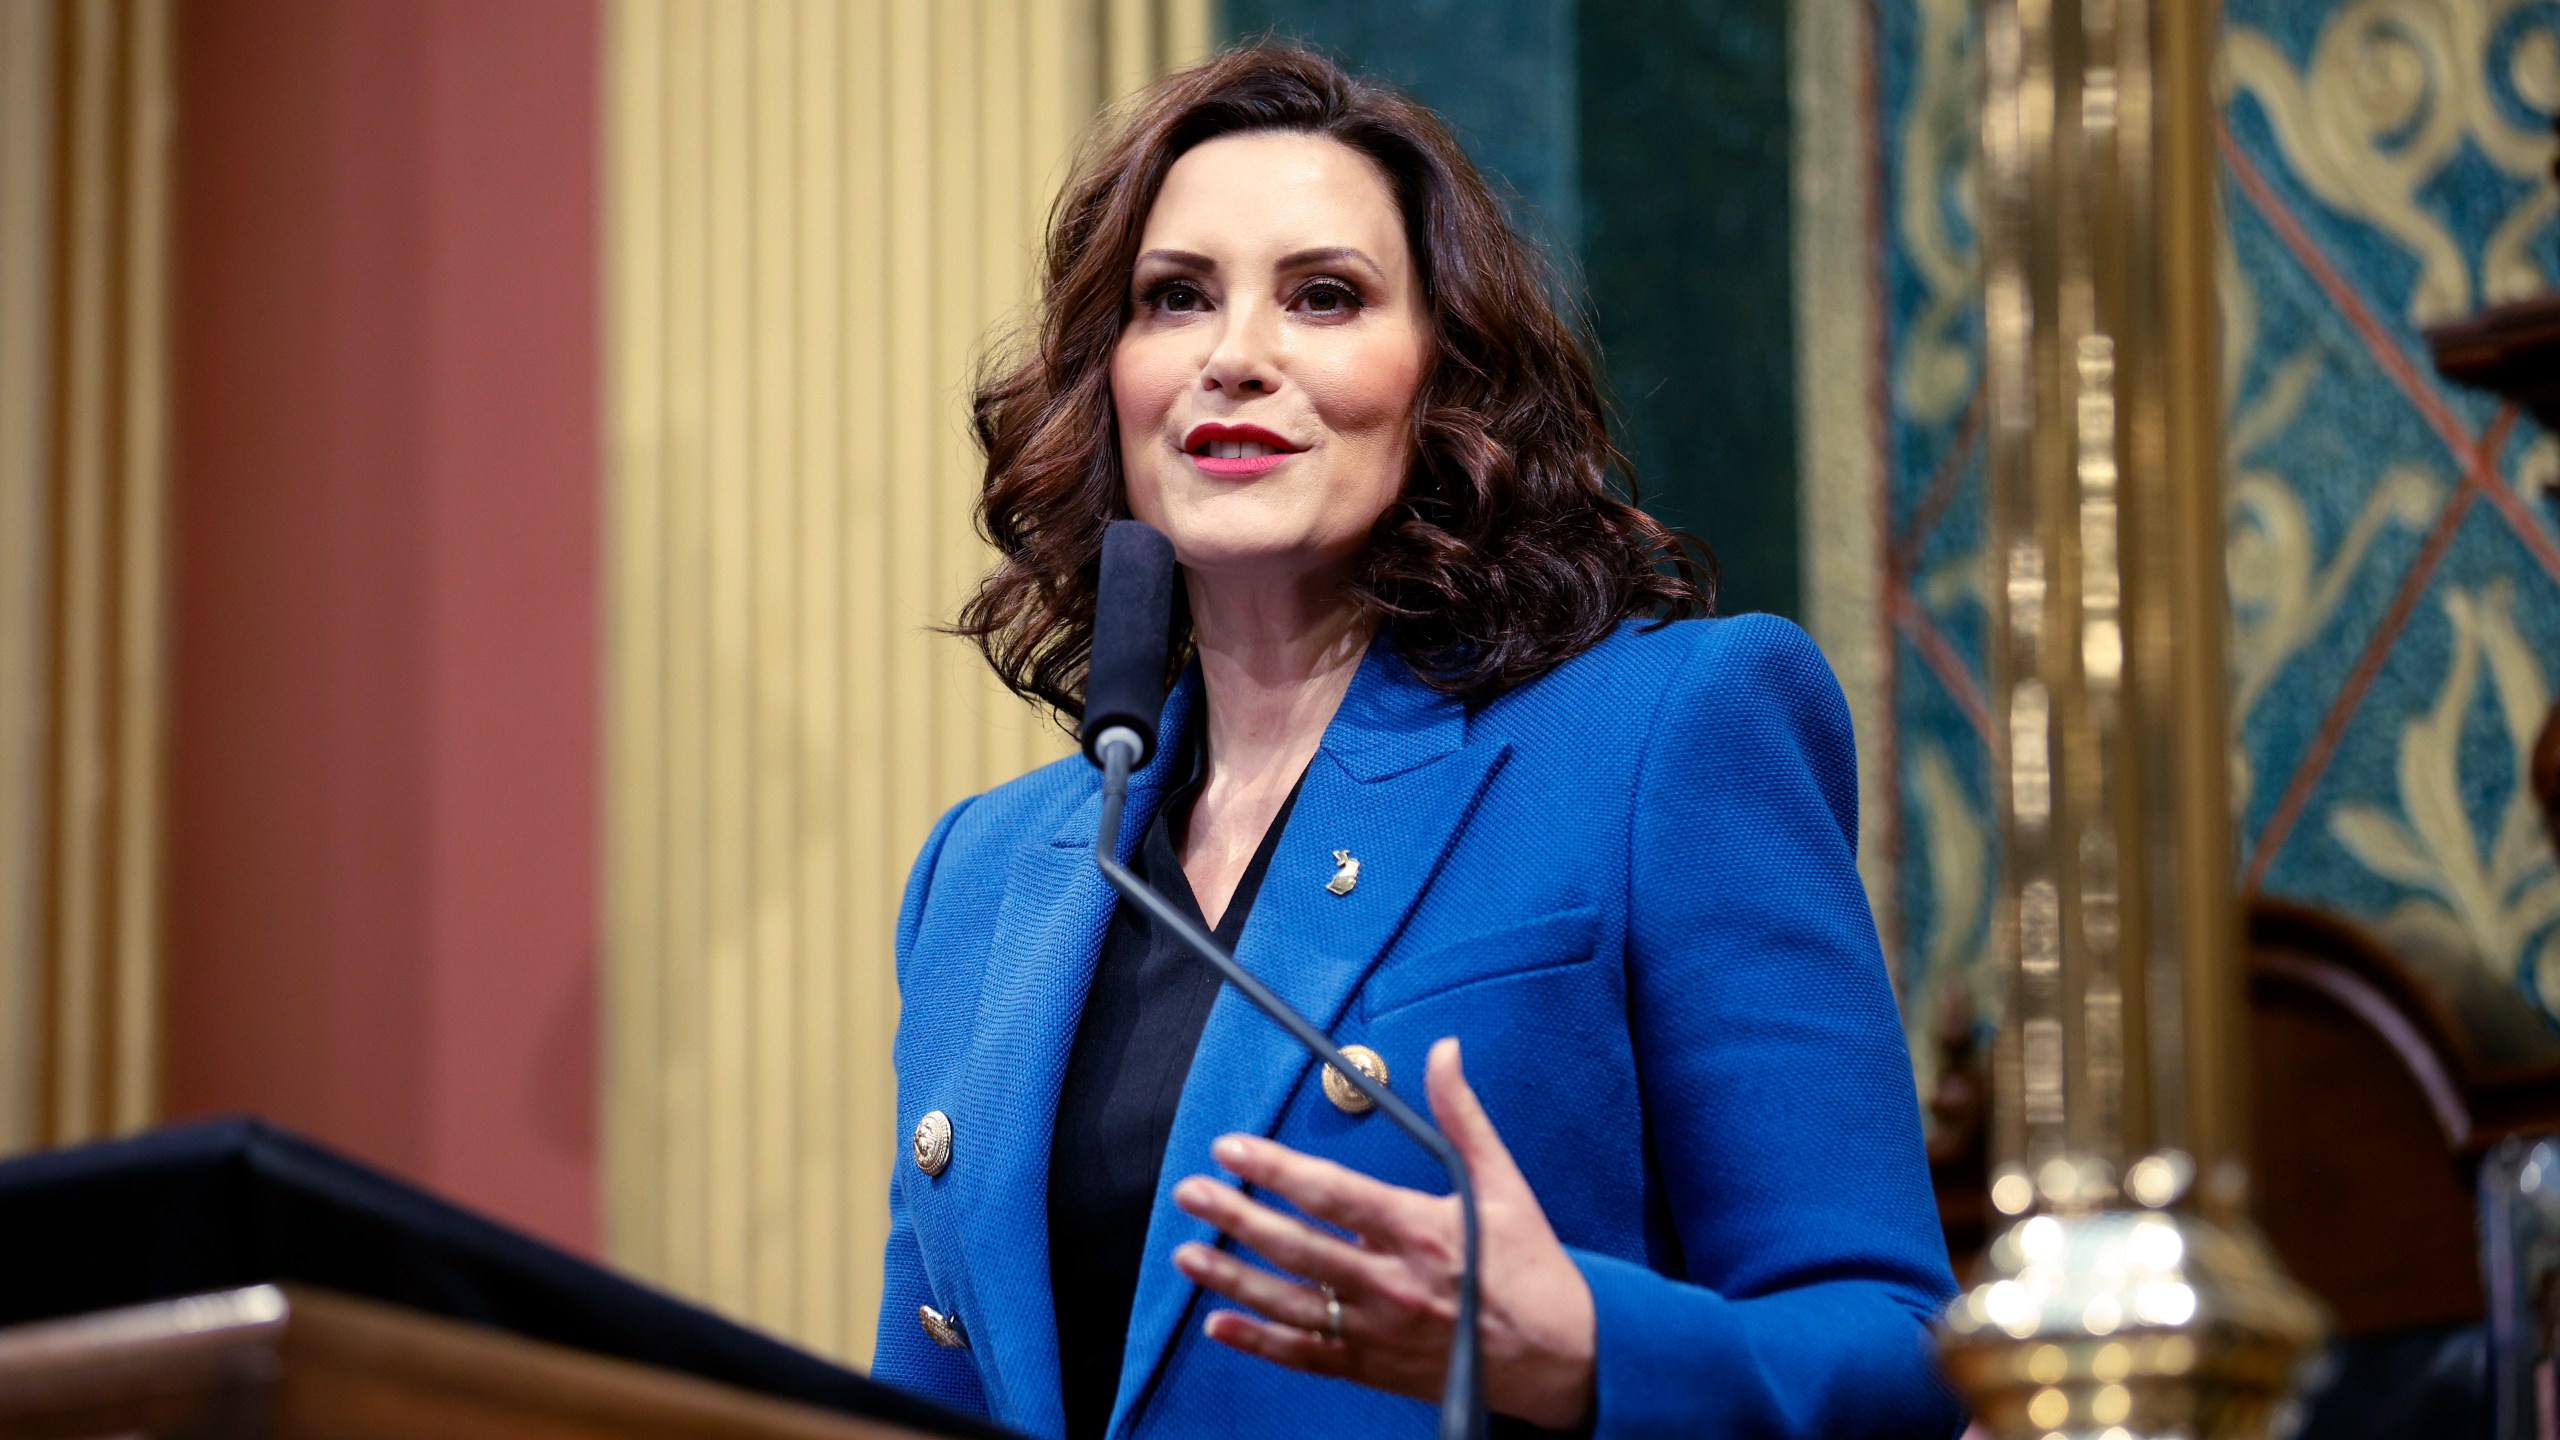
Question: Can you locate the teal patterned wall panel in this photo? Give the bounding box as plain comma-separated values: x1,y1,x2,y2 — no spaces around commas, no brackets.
1811,0,2560,1097
1871,0,1995,1089
2221,0,2560,1071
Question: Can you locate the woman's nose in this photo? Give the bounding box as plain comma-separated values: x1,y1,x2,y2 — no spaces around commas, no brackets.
1199,302,1281,396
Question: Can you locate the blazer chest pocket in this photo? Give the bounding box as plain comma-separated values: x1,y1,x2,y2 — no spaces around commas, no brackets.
1361,906,1606,1024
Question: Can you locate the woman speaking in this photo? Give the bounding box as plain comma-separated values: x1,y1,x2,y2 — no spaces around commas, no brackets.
873,44,1961,1440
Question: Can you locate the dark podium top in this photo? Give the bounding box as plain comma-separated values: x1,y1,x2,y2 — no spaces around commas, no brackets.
0,1116,1011,1440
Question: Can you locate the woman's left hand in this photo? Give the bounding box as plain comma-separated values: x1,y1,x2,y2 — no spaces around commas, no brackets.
1170,1037,1598,1431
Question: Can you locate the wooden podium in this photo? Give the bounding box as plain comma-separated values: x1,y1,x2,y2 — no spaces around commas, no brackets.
0,1120,1003,1440
0,1284,933,1440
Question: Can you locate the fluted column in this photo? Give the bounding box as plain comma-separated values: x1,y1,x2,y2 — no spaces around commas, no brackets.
0,0,173,1158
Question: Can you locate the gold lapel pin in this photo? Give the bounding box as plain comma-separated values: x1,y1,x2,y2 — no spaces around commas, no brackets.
1326,850,1360,896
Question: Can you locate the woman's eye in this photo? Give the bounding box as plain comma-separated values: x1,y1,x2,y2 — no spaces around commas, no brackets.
1295,282,1361,316
1143,281,1208,314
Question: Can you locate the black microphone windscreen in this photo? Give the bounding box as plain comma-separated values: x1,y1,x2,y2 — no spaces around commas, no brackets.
1080,520,1177,767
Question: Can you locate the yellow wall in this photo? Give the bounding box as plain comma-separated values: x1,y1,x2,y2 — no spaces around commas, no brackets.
603,0,1210,1364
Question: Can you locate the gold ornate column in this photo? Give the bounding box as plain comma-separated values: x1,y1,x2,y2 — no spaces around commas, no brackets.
0,0,173,1159
602,0,1210,1365
1937,0,2323,1434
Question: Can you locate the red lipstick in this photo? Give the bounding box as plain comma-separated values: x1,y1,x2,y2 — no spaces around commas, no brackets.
1183,422,1304,478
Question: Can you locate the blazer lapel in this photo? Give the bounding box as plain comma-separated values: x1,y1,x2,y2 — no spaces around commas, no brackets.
946,670,1199,1436
1107,643,1512,1438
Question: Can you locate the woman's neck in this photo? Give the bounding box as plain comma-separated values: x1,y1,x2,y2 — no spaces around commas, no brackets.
1185,571,1371,790
1172,569,1369,925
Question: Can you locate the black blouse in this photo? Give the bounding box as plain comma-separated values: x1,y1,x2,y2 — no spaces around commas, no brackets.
1046,735,1305,1440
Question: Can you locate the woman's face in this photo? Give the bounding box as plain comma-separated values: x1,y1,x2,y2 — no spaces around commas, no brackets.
1111,130,1428,590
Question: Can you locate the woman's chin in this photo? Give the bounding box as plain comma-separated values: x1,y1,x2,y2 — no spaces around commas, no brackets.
1162,532,1363,589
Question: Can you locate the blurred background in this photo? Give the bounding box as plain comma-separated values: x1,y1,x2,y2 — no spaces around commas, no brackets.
2,0,2556,1385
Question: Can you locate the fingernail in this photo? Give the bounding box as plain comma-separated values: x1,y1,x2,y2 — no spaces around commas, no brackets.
1214,1135,1251,1164
1173,1243,1207,1270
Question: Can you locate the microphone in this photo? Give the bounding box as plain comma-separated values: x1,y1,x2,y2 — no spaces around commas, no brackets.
1081,520,1487,1440
1079,520,1179,769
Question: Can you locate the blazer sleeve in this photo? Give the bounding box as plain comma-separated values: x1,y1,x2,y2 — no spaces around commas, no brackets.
871,797,992,1416
1571,615,1965,1439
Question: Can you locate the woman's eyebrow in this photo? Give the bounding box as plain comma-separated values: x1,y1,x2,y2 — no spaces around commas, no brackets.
1275,245,1380,275
1133,245,1386,283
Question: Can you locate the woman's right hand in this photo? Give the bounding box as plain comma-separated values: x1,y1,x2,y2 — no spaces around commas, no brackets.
1170,1037,1599,1431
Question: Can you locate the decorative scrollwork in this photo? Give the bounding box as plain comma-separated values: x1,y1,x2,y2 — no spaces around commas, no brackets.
2224,0,2560,326
1891,0,1983,426
2328,583,2560,1012
2217,213,2445,813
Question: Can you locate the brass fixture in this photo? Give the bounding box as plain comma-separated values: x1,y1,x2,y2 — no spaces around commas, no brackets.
1938,0,2325,1433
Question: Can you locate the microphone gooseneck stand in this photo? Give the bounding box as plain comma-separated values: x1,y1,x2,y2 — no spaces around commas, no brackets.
1090,725,1487,1440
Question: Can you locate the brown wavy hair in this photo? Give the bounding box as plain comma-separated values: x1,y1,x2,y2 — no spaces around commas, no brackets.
955,42,1711,722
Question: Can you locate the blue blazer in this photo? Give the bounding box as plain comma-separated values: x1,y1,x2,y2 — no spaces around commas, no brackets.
874,615,1964,1439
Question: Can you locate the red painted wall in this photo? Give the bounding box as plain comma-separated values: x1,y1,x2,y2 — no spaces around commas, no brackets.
164,0,600,1254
